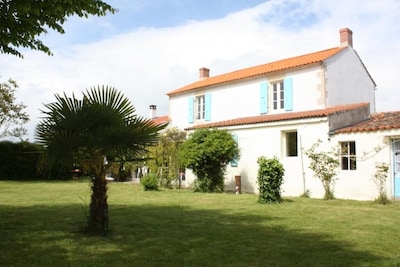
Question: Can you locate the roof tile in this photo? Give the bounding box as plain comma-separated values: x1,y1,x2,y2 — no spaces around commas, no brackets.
185,103,369,130
151,115,170,126
168,47,344,96
335,112,400,133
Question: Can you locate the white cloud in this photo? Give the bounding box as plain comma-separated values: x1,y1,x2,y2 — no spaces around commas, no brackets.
1,0,399,141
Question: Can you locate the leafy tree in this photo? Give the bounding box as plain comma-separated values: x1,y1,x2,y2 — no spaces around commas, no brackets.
0,78,29,138
304,140,339,200
257,156,285,203
147,127,186,188
0,0,117,58
179,128,239,192
35,86,166,235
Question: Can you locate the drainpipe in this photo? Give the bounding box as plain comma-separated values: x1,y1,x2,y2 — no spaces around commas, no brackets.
300,134,306,194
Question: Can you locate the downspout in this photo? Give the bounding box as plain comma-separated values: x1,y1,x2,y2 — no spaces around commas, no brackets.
300,134,306,194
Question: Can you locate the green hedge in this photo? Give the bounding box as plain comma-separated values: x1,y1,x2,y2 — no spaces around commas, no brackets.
0,141,71,180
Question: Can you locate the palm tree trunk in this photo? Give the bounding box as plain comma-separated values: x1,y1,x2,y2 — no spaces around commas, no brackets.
86,156,109,235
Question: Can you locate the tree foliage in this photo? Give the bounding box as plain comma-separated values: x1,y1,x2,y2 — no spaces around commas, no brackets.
257,156,285,203
147,127,186,188
0,77,29,138
179,128,239,193
304,140,339,200
35,86,166,235
0,0,117,58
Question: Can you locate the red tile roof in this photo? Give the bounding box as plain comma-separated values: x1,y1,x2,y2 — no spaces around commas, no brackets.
185,103,369,130
335,112,400,133
167,47,345,96
151,115,170,126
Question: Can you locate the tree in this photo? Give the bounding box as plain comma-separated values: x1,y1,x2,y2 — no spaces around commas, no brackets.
0,78,29,138
35,86,166,235
179,128,240,192
304,140,339,200
0,0,117,58
147,127,186,188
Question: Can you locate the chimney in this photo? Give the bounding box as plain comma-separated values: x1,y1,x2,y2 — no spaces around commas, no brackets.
199,67,210,80
149,105,157,119
340,28,353,47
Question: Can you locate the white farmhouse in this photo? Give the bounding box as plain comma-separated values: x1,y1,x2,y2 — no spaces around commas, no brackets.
166,28,400,200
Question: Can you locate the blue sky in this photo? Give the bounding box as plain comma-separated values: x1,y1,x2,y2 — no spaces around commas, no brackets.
1,0,400,141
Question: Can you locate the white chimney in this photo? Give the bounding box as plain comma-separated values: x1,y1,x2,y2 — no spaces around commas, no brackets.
340,28,353,47
149,105,157,119
199,67,210,80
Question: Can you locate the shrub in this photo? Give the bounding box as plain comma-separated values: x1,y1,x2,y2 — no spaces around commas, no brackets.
257,156,285,203
373,162,390,205
304,140,339,200
179,128,240,193
141,174,159,191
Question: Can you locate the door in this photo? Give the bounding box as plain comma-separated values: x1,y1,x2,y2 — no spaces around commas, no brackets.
394,139,400,198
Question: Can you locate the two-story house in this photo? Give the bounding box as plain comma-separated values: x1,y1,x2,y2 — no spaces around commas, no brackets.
166,28,400,200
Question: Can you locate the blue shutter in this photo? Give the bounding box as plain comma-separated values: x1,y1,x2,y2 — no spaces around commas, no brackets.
259,82,268,114
205,93,211,121
230,133,238,167
188,96,194,123
284,77,293,111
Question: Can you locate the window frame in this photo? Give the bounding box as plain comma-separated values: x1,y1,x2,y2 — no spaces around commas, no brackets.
272,80,284,110
195,95,205,121
340,141,357,170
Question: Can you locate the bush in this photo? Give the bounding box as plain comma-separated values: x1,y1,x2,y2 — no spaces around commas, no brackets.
141,174,159,191
373,162,390,205
304,140,339,200
257,156,285,203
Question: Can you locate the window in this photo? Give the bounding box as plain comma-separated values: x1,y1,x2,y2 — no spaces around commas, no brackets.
286,131,298,157
272,80,284,110
259,77,293,114
188,94,211,123
195,95,205,120
340,141,356,170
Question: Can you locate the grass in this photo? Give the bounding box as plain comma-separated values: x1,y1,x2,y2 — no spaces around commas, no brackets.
0,180,399,267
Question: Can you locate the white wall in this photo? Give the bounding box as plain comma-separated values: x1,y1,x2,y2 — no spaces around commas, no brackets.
325,48,376,112
330,130,400,200
183,118,333,198
168,65,327,130
182,120,400,201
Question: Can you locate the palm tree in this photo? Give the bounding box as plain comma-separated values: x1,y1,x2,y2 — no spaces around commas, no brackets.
36,86,167,235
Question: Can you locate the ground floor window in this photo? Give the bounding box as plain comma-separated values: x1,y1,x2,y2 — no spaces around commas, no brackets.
340,141,356,170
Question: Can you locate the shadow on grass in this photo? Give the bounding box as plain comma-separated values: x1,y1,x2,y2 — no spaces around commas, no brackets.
0,203,388,267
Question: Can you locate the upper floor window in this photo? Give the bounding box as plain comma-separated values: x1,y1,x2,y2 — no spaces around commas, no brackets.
188,93,211,123
195,95,205,120
340,141,356,170
273,80,284,110
259,77,293,114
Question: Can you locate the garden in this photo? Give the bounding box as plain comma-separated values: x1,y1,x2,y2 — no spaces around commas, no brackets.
0,180,399,267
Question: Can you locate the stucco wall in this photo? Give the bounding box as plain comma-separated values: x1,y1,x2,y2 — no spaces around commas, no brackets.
168,66,327,130
182,122,400,201
325,48,376,113
330,130,400,200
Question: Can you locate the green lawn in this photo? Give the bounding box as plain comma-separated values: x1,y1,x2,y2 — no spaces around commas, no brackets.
0,180,399,267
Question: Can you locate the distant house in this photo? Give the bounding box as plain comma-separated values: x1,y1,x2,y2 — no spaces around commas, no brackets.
166,28,400,200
